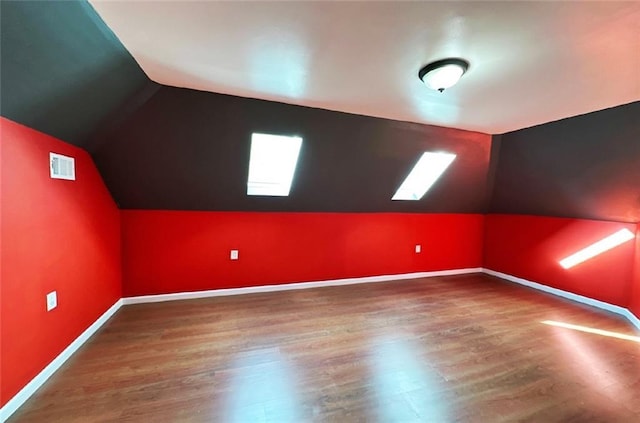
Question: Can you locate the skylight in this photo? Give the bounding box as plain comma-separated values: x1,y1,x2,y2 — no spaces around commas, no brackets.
247,133,302,196
392,152,456,200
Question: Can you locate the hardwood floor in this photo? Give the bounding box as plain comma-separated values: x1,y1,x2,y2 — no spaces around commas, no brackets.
8,274,640,422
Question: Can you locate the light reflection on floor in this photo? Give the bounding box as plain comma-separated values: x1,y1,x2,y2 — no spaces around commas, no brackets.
370,335,449,422
223,347,303,423
547,320,631,406
542,320,640,343
219,321,637,422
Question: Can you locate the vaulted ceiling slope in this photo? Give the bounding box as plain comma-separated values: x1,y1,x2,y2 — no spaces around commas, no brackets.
92,87,639,219
0,0,150,147
491,101,640,223
2,1,638,220
93,86,494,213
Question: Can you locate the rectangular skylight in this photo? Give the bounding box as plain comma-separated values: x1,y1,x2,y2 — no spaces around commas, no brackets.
392,152,456,200
247,133,302,196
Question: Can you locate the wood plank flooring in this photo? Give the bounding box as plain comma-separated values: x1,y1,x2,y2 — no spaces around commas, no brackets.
8,274,640,422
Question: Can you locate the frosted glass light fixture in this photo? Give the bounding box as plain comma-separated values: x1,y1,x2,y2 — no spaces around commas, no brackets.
247,133,302,196
392,152,456,200
419,58,470,92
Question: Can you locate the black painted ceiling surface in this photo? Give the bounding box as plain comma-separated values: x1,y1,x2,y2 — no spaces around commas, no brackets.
490,101,640,223
94,87,494,213
0,0,148,147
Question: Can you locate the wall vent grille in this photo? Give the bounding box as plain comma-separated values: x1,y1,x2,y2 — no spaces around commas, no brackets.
50,153,75,180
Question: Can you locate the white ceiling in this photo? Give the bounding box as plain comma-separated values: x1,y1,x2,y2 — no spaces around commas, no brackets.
90,1,640,134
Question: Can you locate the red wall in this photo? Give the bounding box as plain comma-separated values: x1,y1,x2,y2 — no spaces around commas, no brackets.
484,214,636,307
1,118,122,406
1,115,637,410
122,211,484,296
630,223,640,317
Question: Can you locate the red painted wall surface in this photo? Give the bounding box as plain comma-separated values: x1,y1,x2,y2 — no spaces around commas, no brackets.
121,211,484,296
630,224,640,318
484,214,635,307
1,118,122,406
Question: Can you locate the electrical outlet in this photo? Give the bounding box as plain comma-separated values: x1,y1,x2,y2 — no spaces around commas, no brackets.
46,291,57,311
415,244,422,253
230,249,239,260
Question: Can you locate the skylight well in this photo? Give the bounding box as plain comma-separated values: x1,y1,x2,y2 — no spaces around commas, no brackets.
247,133,302,196
392,152,456,200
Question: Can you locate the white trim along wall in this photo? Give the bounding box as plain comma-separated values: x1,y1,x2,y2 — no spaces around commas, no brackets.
121,268,482,305
0,300,123,422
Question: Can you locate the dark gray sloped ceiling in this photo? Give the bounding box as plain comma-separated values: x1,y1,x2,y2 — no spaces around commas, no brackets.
93,87,494,213
0,0,150,147
2,1,638,220
490,101,640,223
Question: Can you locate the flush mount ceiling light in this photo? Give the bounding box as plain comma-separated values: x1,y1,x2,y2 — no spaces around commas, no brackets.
418,58,470,92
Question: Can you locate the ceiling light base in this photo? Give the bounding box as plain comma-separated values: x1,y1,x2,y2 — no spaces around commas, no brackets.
418,58,470,92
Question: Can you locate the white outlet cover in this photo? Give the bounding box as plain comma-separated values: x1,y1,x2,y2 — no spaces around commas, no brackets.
46,291,57,311
415,245,422,253
230,250,239,260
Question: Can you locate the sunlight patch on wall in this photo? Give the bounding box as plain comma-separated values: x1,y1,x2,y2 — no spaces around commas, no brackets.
559,228,635,269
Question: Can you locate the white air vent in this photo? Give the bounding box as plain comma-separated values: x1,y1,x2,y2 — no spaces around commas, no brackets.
50,153,75,180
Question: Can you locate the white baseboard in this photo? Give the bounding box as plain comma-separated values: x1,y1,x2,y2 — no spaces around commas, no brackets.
482,268,640,332
622,309,640,331
0,299,123,423
123,267,483,305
